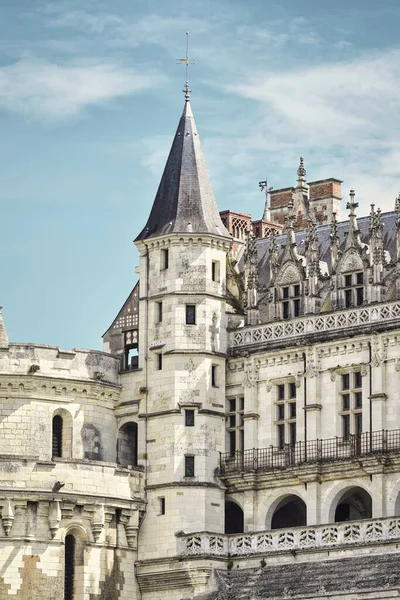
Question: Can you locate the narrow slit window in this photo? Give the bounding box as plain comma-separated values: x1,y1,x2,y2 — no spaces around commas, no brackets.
211,365,218,387
157,353,163,370
185,410,195,427
159,497,165,515
52,415,63,458
64,534,75,600
156,302,163,323
161,248,169,270
212,261,220,282
186,305,196,325
185,455,195,477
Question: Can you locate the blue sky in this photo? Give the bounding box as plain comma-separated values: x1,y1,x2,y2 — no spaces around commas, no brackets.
1,0,400,350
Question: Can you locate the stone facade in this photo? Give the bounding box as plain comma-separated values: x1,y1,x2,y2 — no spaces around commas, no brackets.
3,94,400,599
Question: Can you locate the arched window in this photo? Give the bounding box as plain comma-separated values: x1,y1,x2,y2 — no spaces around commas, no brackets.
271,495,307,530
52,415,63,457
225,500,244,534
52,410,73,459
334,487,372,522
117,422,138,467
64,534,75,600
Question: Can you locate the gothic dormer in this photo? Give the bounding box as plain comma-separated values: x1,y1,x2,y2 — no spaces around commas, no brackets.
332,190,368,310
271,207,306,320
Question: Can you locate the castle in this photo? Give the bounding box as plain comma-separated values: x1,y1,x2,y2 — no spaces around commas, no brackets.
1,85,400,600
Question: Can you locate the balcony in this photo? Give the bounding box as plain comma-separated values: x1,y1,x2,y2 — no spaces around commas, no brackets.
177,516,400,558
230,300,400,350
220,429,400,475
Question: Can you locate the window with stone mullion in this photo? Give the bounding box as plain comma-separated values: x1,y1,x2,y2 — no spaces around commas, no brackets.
227,397,244,455
275,382,297,449
340,371,362,440
281,284,301,319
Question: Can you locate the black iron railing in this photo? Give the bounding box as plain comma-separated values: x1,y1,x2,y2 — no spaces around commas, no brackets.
220,429,400,475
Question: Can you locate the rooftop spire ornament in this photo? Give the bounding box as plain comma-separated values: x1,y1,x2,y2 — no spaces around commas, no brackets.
297,156,307,181
259,178,273,221
177,31,195,101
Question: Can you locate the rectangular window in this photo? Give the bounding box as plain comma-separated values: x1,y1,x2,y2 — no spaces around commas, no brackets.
342,374,350,390
342,414,350,440
211,365,218,387
345,274,352,287
184,455,195,477
212,261,220,282
156,301,163,323
185,410,195,426
157,353,163,370
293,299,300,317
345,289,352,308
186,304,196,325
283,287,289,299
340,370,362,439
161,248,169,270
227,396,244,455
159,497,165,515
275,382,297,448
277,424,285,449
356,287,364,306
283,301,290,319
289,422,296,447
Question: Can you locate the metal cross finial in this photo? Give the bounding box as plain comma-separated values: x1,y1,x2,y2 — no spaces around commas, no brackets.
177,31,195,101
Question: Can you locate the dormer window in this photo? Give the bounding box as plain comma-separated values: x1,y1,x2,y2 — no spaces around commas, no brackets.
281,285,301,319
343,271,364,308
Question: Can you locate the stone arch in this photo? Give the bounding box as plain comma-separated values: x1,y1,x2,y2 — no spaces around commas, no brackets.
263,489,307,530
326,483,373,524
52,408,73,459
117,422,138,467
225,498,244,534
269,494,307,530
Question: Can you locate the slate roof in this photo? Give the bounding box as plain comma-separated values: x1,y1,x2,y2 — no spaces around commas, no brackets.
256,210,397,287
135,100,230,241
198,552,400,599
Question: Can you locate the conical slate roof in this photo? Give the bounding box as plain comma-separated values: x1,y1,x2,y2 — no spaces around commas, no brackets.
135,100,230,241
0,308,9,349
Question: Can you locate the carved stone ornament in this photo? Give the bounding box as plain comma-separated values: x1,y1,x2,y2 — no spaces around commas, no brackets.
244,359,261,388
371,335,388,368
277,262,301,286
360,364,369,377
395,358,400,372
48,500,61,539
338,250,363,273
1,500,14,536
330,369,337,382
91,504,105,542
266,380,272,393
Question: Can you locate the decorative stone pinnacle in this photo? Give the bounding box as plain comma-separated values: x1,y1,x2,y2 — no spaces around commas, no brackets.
346,189,358,215
297,156,306,180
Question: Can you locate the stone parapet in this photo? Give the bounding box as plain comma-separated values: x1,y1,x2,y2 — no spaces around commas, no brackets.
178,515,400,558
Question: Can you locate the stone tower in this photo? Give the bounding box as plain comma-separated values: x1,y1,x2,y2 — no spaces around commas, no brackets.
131,95,232,597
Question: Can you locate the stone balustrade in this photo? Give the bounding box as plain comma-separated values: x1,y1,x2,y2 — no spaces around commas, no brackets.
177,516,400,557
230,300,400,349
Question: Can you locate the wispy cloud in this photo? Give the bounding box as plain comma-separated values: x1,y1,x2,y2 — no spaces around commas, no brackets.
0,58,160,118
